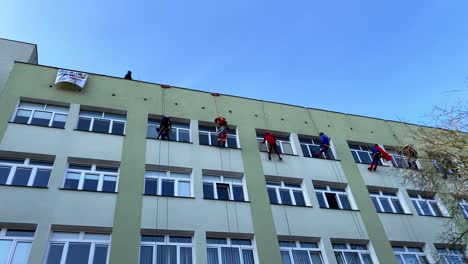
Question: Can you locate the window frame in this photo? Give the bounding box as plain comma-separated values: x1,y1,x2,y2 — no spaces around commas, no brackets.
147,118,191,143
314,185,354,210
144,170,192,198
279,240,325,264
63,164,119,193
0,158,53,188
45,231,111,264
199,125,239,148
77,110,126,135
332,242,375,264
459,199,468,219
256,134,295,155
409,193,446,217
392,245,429,264
202,175,248,202
11,101,69,128
0,228,35,264
436,246,466,264
139,234,193,264
348,144,379,165
266,181,308,206
299,136,336,160
369,190,406,214
206,237,258,264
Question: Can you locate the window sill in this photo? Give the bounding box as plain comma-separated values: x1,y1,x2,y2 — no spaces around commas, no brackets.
416,214,452,219
303,156,341,162
203,198,250,203
271,203,313,208
73,129,125,137
200,144,242,150
143,194,195,200
377,211,413,216
8,121,65,130
146,137,193,145
59,188,117,194
0,184,48,189
259,150,298,157
319,207,360,212
356,162,390,167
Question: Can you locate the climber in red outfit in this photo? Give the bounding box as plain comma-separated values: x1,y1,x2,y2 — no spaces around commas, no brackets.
262,131,283,160
214,117,228,147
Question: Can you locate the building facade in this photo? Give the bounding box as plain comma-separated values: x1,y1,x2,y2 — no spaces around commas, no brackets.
0,62,465,264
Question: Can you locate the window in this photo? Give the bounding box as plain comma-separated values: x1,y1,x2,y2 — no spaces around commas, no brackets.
199,125,238,148
315,185,353,210
147,118,191,142
436,247,465,264
12,101,68,128
0,158,53,187
408,192,445,217
206,237,256,264
369,190,405,214
0,228,34,264
332,243,374,264
266,181,307,206
279,241,324,264
385,148,409,169
299,137,335,159
77,110,126,135
63,164,119,193
257,134,294,155
459,199,468,219
139,235,193,264
144,170,191,197
203,175,246,201
348,144,381,165
45,231,110,264
393,246,428,264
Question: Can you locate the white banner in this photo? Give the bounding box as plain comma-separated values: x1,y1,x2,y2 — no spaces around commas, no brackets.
55,69,88,89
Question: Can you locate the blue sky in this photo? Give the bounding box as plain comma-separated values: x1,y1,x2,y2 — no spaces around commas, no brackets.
1,0,467,124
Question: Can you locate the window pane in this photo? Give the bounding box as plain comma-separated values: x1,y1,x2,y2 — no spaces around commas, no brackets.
221,247,241,264
77,117,91,131
19,102,44,109
281,251,293,264
430,202,442,216
293,191,306,206
33,169,51,187
379,198,393,213
339,194,352,209
30,111,52,126
46,244,64,264
46,105,68,113
51,232,80,240
141,235,164,242
5,230,35,237
293,250,312,264
169,237,192,243
64,172,80,189
371,197,382,212
199,133,210,145
111,121,125,135
207,248,219,264
80,110,102,118
14,109,32,124
139,246,153,264
92,119,111,133
10,242,31,264
412,200,423,215
335,253,346,264
203,183,215,199
83,174,99,191
344,252,361,264
391,199,404,213
207,238,227,245
403,254,418,263
102,176,117,192
145,178,157,195
282,142,293,155
0,166,11,185
180,247,192,264
178,129,190,142
211,134,218,146
11,167,32,186
83,233,110,241
162,179,175,196
96,166,119,173
0,240,12,263
227,136,238,148
157,245,177,264
242,249,255,264
232,185,245,201
310,252,324,264
175,181,190,197
362,254,373,264
103,113,126,121
268,188,279,204
351,151,360,163
216,184,230,200
358,151,372,164
301,144,311,157
280,189,293,205
92,245,108,264
419,201,433,215
316,193,327,208
147,124,157,138
325,193,339,209
66,243,91,264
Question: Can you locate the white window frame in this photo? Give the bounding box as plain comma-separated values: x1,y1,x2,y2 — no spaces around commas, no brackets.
332,243,375,264
256,134,295,155
0,158,53,187
266,181,308,206
45,231,111,264
144,170,192,197
314,185,355,210
459,199,468,219
63,164,119,192
202,175,248,201
199,126,239,148
206,237,258,264
385,148,409,168
139,235,193,264
11,101,69,128
299,137,337,159
392,245,429,264
409,193,447,217
436,246,466,264
147,119,191,142
77,110,126,135
0,228,35,264
349,144,375,164
279,241,325,264
369,190,407,214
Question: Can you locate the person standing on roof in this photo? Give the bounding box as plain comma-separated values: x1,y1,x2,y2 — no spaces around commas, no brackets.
262,131,283,161
368,144,383,171
124,71,132,80
214,117,228,147
318,132,331,159
156,115,172,140
403,145,418,170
